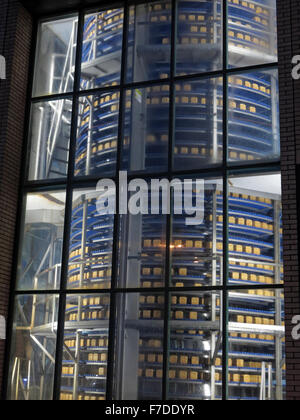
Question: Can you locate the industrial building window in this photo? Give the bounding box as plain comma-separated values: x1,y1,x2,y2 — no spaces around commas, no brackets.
5,0,285,401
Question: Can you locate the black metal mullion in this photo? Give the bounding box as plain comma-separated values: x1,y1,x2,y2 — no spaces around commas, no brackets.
31,91,77,104
106,1,128,401
11,282,284,297
222,0,229,402
52,9,84,401
23,180,69,191
161,0,177,401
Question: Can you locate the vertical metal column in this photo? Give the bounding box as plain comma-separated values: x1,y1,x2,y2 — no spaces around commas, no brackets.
212,79,219,162
72,331,81,400
212,0,220,162
26,361,31,401
260,361,266,400
39,295,50,400
86,94,94,176
268,363,272,400
117,112,145,399
118,202,143,399
116,10,150,396
15,358,20,400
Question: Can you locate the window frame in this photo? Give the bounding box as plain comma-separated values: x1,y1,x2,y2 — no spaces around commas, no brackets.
3,0,283,401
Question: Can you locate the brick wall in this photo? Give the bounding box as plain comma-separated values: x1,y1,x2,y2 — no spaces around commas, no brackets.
277,0,300,401
0,0,32,398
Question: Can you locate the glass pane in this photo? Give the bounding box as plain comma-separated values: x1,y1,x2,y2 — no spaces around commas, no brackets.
7,294,58,400
122,86,169,174
228,289,285,400
168,291,222,400
228,0,277,68
176,0,222,76
126,2,172,83
67,188,114,290
17,192,66,291
28,99,72,181
113,293,164,399
171,177,223,287
228,69,280,164
228,173,283,286
174,77,223,171
81,9,124,90
118,211,166,288
33,16,78,97
60,294,110,400
75,92,120,177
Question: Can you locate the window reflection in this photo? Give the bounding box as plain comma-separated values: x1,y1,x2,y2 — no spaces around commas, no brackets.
228,174,283,287
28,99,72,181
67,189,114,290
127,2,172,83
113,293,164,399
81,9,124,90
228,0,277,68
9,0,284,403
60,294,110,400
75,93,120,177
228,69,280,163
122,86,169,173
228,289,285,400
168,291,222,400
176,0,223,75
171,178,223,288
17,192,66,291
174,77,223,170
7,295,59,400
33,16,78,97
